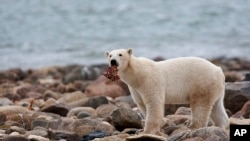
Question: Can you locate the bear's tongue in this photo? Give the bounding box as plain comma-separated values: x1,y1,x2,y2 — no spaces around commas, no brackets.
103,66,120,81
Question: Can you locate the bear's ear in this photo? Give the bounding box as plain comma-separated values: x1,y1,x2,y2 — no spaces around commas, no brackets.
105,51,109,58
127,48,132,55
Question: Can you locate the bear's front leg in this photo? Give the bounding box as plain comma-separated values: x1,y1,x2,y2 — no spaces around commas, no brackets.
142,95,165,135
129,87,146,117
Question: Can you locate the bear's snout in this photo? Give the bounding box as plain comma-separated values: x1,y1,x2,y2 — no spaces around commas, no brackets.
111,59,118,66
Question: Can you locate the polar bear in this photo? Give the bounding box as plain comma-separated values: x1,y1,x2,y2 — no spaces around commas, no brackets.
105,48,229,135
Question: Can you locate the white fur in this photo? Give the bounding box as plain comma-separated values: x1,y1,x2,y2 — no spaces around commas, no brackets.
105,49,229,135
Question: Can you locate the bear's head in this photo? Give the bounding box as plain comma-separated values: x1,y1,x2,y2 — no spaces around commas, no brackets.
105,48,132,71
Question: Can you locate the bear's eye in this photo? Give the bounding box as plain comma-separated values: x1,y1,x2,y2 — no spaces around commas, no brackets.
109,55,112,58
119,54,122,57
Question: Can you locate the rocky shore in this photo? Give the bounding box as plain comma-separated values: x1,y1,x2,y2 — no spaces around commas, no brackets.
0,57,250,141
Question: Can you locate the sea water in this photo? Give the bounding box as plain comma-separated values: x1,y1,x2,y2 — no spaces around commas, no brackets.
0,0,250,70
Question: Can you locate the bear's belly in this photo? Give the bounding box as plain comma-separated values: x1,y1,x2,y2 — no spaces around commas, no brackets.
165,92,189,104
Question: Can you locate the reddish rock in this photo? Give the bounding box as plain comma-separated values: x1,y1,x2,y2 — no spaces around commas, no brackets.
232,101,250,118
85,75,130,98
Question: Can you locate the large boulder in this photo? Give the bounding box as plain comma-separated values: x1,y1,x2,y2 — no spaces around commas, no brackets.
85,75,130,98
225,81,250,114
111,108,142,131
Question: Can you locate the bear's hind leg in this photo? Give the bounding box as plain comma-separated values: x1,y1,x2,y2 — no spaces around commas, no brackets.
189,99,213,129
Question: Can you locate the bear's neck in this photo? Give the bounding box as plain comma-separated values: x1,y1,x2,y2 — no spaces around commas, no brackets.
118,55,144,87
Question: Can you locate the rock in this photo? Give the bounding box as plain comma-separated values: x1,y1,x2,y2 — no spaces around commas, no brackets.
66,119,114,137
115,96,136,108
126,134,166,141
166,115,191,126
224,71,244,82
16,84,46,99
31,113,62,130
183,137,203,141
0,98,13,106
243,73,250,81
31,119,52,129
163,125,182,135
41,98,69,116
96,104,118,118
92,133,129,141
48,129,79,141
165,104,189,115
111,108,142,131
4,113,34,130
190,127,229,140
62,65,102,83
28,135,49,141
5,126,26,134
230,117,250,125
38,78,60,86
0,114,6,125
73,80,91,92
31,112,62,130
225,81,250,114
26,91,43,99
122,128,140,135
80,130,110,141
2,135,29,141
232,101,250,118
43,90,61,100
77,112,91,119
167,126,229,141
174,107,191,115
67,107,97,118
26,127,48,138
0,83,21,101
85,75,130,98
69,96,109,109
0,68,26,82
58,91,87,104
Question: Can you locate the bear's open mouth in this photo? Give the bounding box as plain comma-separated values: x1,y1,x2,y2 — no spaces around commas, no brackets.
103,65,120,81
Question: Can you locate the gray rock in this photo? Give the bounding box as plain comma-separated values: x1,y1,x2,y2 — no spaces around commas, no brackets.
5,126,26,134
2,135,29,141
126,134,166,141
0,98,13,106
67,107,97,118
66,118,114,137
41,98,69,116
0,114,6,125
225,81,250,114
111,108,142,131
96,104,118,118
48,129,79,141
77,112,91,118
167,126,229,141
80,130,110,141
70,96,109,109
